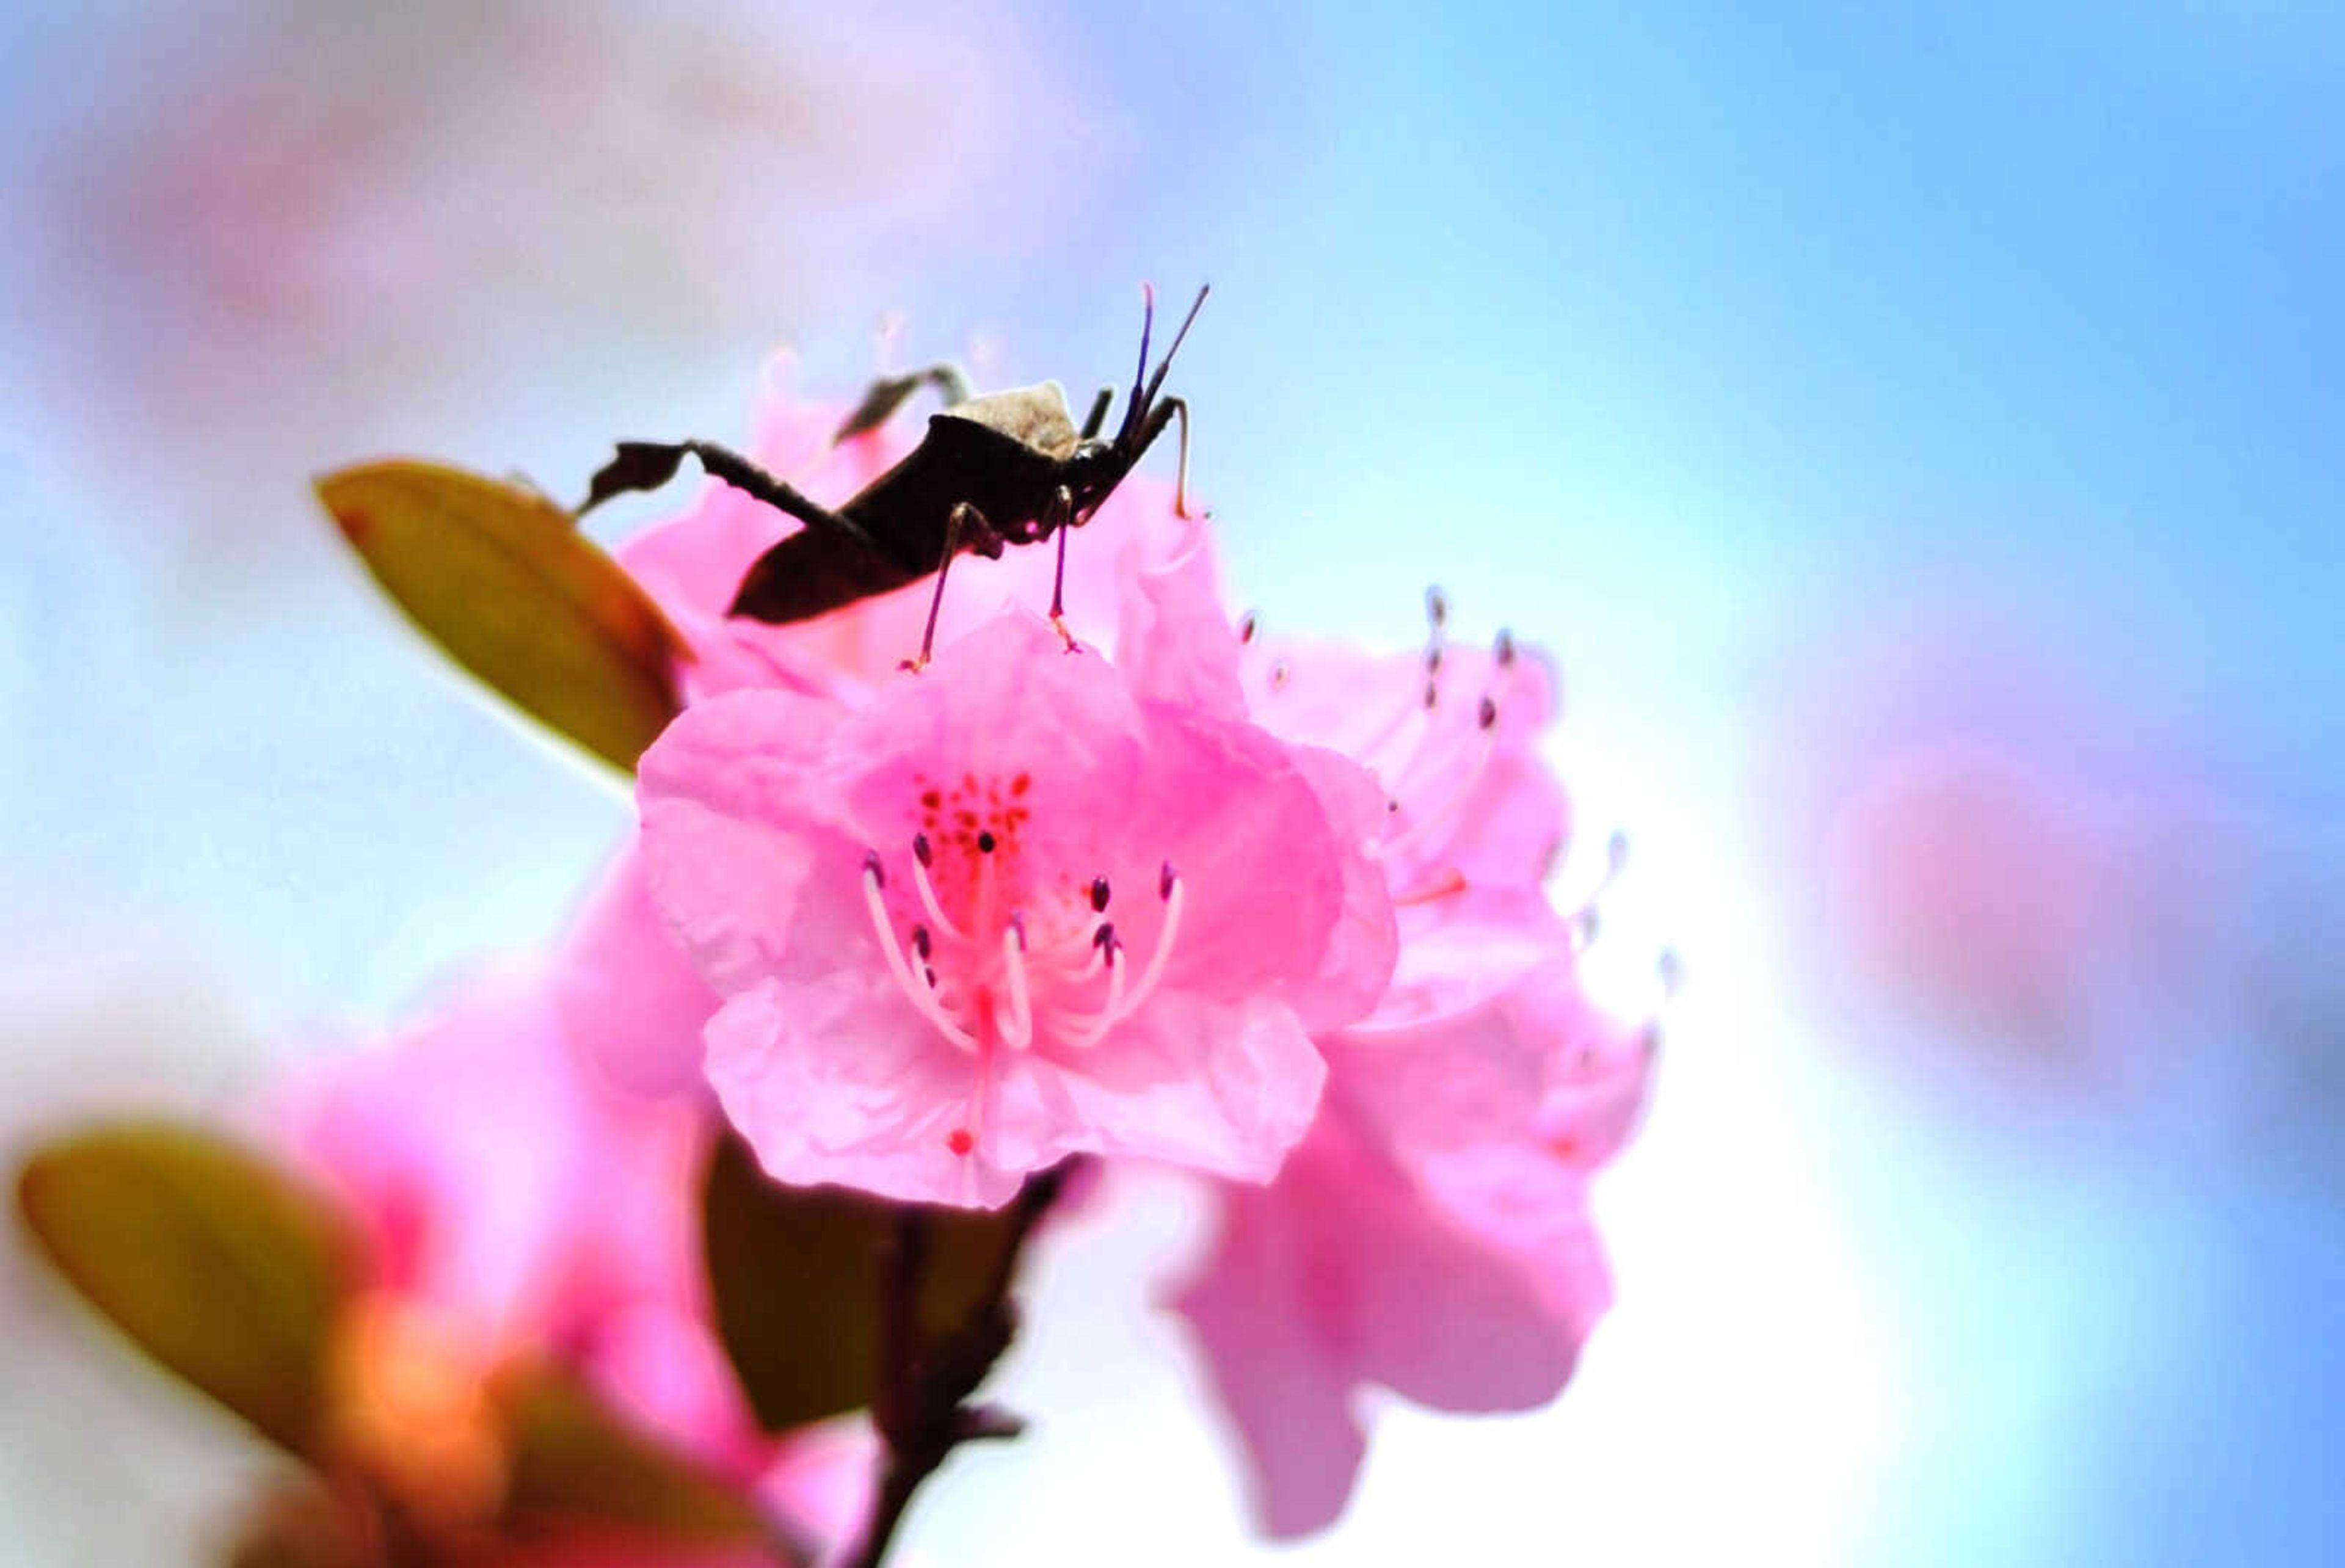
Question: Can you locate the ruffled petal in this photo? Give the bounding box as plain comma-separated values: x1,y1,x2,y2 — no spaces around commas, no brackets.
636,688,849,995
1114,506,1246,720
1023,991,1325,1182
556,843,722,1097
703,975,1028,1210
1278,744,1400,1033
1174,1111,1587,1540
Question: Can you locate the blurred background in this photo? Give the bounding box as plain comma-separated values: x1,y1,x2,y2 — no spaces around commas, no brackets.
5,1,2343,1562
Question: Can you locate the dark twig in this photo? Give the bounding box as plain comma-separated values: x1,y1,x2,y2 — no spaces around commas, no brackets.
846,1163,1074,1568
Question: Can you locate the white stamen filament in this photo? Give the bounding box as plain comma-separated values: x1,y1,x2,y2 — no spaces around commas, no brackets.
863,864,978,1050
1060,946,1127,1051
1354,685,1436,779
1059,876,1185,1050
999,924,1035,1050
909,848,969,944
1056,937,1110,985
870,832,1187,1065
1383,727,1498,862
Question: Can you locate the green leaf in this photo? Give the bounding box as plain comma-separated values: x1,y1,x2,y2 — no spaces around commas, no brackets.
15,1121,357,1455
493,1362,770,1549
702,1130,1022,1432
315,460,686,773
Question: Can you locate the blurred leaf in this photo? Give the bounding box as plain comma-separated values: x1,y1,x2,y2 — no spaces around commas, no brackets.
315,460,686,772
493,1362,769,1548
224,1481,379,1568
15,1121,357,1456
702,1130,1019,1432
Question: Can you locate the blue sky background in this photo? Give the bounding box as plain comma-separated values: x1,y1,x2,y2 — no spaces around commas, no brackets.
4,4,2343,1563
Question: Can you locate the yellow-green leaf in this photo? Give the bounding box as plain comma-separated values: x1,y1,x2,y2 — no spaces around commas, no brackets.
315,460,686,772
493,1362,773,1551
702,1130,1022,1432
16,1122,357,1456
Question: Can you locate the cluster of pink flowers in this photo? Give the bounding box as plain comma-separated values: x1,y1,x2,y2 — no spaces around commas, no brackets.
258,359,1656,1555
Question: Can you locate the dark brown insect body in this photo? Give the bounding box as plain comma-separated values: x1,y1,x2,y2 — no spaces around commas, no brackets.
578,286,1206,652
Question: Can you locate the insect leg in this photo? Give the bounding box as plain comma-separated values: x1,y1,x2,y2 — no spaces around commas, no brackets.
1160,397,1196,518
577,439,887,549
905,502,1003,672
1042,486,1080,649
832,365,975,443
1078,385,1115,440
1126,396,1199,519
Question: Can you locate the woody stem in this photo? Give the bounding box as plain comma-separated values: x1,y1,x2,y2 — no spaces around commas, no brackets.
848,1163,1074,1568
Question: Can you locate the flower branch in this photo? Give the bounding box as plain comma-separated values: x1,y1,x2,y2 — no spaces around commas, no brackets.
853,1160,1072,1568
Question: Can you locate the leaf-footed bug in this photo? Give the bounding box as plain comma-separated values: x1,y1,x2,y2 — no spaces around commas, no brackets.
576,285,1207,667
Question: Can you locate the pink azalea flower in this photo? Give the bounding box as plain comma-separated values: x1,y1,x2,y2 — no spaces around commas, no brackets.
1177,934,1657,1537
561,366,1223,1103
636,611,1392,1208
264,970,863,1548
1127,590,1657,1537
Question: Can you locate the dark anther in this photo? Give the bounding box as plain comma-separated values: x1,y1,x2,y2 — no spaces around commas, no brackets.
1089,876,1111,913
863,849,886,887
1270,659,1291,689
1494,628,1518,667
1158,860,1177,901
1237,609,1259,644
1423,680,1440,710
1093,921,1118,951
1426,585,1449,630
1426,645,1444,673
977,830,998,854
912,926,933,960
914,832,934,868
1478,695,1499,730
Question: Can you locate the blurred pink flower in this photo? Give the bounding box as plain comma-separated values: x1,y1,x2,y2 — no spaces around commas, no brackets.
263,969,859,1545
636,611,1389,1208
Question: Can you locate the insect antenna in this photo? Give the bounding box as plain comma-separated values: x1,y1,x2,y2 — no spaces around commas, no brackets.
1139,284,1210,416
1117,283,1158,446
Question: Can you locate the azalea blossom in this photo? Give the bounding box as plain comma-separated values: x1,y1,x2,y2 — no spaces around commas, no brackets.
559,364,1221,1102
1118,581,1657,1537
575,354,1654,1533
634,611,1393,1208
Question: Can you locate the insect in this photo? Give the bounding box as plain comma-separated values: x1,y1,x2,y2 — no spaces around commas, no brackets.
576,284,1208,666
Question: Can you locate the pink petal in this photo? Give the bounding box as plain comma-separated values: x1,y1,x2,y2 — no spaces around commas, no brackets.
1370,885,1572,1029
1025,991,1325,1182
704,975,1028,1210
1336,946,1654,1170
1279,744,1401,1033
1113,504,1246,720
1174,1112,1587,1540
556,843,721,1098
1131,706,1353,1003
636,688,849,995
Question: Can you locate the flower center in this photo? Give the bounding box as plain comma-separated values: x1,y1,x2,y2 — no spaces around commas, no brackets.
857,782,1187,1156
